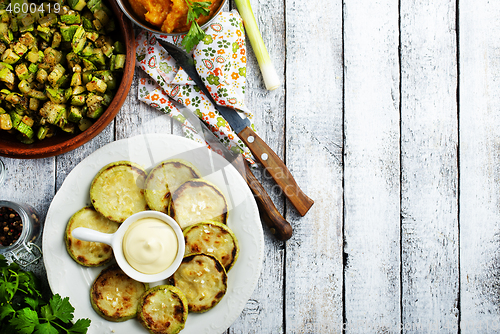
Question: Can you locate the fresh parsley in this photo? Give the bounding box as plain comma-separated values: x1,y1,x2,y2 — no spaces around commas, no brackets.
0,255,91,334
182,0,212,52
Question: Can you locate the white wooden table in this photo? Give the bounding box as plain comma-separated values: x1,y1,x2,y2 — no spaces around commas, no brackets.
3,0,500,332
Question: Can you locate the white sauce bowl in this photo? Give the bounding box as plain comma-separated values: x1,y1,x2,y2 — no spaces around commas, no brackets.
72,211,185,283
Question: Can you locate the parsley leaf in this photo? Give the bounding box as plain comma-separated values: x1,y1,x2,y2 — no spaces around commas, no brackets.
68,318,92,334
0,255,90,334
181,0,211,52
25,296,40,311
34,322,58,334
0,303,15,321
49,294,74,323
10,308,39,334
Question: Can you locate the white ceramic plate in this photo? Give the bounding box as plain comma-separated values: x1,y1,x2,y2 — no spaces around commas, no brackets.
43,134,264,334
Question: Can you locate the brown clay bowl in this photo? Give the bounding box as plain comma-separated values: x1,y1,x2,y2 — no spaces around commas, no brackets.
0,0,135,159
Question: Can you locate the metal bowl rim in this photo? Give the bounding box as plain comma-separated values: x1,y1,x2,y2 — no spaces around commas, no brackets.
115,0,228,36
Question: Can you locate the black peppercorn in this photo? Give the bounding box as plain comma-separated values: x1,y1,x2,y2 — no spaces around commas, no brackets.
0,207,23,246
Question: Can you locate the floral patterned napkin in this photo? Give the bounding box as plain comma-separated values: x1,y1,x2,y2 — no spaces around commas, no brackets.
135,10,256,164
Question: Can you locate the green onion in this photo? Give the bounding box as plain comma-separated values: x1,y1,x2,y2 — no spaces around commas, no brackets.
234,0,280,90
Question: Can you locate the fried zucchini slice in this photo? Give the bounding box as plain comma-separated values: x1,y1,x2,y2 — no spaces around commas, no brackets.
65,206,119,267
144,159,201,214
90,265,148,322
90,161,148,223
138,285,188,334
170,179,227,229
183,221,239,272
172,253,227,313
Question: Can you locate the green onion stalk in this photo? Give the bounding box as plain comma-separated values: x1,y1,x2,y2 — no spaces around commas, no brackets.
234,0,280,90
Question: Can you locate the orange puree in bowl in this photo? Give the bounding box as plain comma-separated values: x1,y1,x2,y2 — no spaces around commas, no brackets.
129,0,223,33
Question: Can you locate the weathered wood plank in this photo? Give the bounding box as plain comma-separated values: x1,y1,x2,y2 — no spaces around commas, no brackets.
343,0,400,332
400,0,459,332
115,70,173,141
460,0,500,332
283,0,343,331
228,0,286,332
55,126,114,191
1,157,54,220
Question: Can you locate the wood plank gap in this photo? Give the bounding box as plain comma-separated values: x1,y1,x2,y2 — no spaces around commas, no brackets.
282,1,287,334
341,1,346,333
455,0,461,332
398,0,403,331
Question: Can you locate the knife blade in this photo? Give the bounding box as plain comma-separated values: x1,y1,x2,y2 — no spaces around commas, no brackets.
158,39,314,216
173,99,293,241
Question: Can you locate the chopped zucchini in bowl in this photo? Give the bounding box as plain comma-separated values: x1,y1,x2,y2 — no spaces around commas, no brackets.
144,159,202,214
0,0,126,144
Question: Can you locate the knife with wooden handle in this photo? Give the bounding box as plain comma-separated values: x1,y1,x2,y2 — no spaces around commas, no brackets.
174,100,293,240
158,39,314,216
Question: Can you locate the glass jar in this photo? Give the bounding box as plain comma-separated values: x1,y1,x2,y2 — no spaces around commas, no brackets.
0,201,42,266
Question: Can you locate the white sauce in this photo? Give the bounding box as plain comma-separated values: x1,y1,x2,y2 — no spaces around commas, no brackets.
122,218,178,274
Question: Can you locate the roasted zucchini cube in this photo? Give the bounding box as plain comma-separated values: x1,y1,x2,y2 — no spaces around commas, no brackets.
46,87,66,104
1,49,20,65
15,63,30,81
0,67,15,85
18,79,31,94
70,94,85,106
72,85,86,95
61,13,81,24
70,72,82,86
43,47,63,66
29,97,39,111
71,26,86,53
60,24,79,42
68,0,87,11
39,101,66,125
0,113,12,130
28,90,47,100
86,77,106,93
38,13,58,27
78,117,92,131
36,68,48,83
47,64,66,87
19,32,37,49
0,22,13,44
68,106,83,123
51,31,62,48
12,42,28,57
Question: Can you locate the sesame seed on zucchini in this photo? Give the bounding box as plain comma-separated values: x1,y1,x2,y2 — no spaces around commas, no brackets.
90,161,148,223
171,253,227,313
144,159,201,214
65,206,119,267
137,285,188,334
170,179,228,229
90,265,148,322
183,221,239,272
